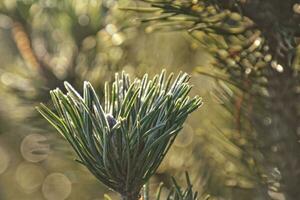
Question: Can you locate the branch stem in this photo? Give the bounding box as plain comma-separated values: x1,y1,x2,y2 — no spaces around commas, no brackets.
121,192,140,200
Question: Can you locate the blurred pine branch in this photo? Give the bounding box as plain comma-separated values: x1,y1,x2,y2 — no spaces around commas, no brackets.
124,0,300,199
0,0,131,108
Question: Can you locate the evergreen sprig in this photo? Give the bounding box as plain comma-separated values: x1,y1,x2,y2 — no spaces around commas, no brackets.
37,70,202,200
156,172,201,200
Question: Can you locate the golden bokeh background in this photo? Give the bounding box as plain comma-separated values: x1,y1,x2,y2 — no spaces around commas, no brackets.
0,0,298,200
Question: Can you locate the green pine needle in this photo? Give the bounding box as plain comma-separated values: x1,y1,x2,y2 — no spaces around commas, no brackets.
156,172,209,200
37,70,202,199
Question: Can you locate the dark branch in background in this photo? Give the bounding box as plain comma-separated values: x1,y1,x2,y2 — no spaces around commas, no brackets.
217,0,300,65
124,0,300,199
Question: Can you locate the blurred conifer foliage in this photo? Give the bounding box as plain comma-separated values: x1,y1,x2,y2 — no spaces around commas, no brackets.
124,0,300,199
0,0,134,107
0,0,198,120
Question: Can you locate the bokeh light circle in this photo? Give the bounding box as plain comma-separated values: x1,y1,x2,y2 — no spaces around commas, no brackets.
42,173,72,200
15,162,46,193
174,123,194,147
20,133,50,163
0,145,10,174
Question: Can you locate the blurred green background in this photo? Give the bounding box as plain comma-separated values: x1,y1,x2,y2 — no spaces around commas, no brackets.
0,0,299,200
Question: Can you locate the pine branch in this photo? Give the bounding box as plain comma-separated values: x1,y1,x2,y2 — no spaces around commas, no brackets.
37,70,202,200
124,0,300,199
156,172,210,200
